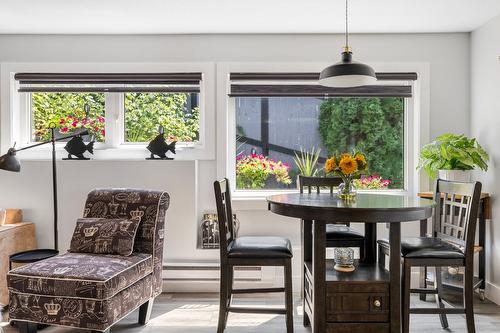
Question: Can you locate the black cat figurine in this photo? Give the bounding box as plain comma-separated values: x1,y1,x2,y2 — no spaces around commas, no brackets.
146,133,176,160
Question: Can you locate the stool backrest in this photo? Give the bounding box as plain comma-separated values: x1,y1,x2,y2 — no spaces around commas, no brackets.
214,178,235,261
433,179,482,255
298,175,342,194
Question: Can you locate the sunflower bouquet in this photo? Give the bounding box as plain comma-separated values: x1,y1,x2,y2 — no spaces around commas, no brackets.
324,151,368,199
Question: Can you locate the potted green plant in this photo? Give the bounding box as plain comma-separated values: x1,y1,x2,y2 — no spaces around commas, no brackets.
293,147,321,177
418,133,489,181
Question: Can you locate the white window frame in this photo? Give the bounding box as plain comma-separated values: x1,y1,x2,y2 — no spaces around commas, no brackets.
216,62,431,199
1,62,216,161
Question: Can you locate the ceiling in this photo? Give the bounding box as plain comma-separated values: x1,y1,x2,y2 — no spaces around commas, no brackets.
1,0,500,35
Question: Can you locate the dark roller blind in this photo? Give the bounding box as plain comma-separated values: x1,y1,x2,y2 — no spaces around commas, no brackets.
15,73,202,93
229,72,417,81
230,84,412,98
229,72,415,98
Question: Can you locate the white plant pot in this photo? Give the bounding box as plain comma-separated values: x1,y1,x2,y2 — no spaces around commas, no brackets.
438,170,472,182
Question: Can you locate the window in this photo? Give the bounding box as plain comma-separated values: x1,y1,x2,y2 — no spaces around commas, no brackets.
31,92,106,142
230,72,415,191
16,72,202,147
124,92,199,143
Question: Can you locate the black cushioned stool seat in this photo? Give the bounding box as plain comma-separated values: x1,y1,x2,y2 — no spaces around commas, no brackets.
327,225,364,240
377,237,464,259
228,236,293,258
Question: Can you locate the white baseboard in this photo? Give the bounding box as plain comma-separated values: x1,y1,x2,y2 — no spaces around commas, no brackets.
162,263,301,293
163,277,302,293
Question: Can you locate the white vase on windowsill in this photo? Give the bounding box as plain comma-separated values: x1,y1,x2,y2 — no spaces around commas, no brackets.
438,170,472,182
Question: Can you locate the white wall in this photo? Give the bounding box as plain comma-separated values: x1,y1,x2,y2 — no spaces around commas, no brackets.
0,33,471,290
471,15,500,304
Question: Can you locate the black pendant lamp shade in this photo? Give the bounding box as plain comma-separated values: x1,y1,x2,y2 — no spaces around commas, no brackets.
0,148,20,172
319,47,377,87
319,0,377,88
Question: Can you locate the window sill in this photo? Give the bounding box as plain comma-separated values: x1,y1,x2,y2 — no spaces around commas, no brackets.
14,145,213,161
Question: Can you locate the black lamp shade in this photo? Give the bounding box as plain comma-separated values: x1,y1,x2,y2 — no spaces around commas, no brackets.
0,148,21,172
319,51,377,88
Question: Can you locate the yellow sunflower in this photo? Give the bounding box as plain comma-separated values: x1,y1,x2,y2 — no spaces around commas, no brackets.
339,153,351,160
325,157,337,173
354,152,367,170
339,155,358,175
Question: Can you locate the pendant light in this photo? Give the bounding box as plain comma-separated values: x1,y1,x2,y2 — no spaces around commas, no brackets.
319,0,376,87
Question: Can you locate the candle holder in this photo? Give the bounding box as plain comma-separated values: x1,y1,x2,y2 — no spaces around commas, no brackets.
334,247,356,272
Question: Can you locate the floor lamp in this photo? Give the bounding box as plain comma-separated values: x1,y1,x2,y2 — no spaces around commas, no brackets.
0,128,89,265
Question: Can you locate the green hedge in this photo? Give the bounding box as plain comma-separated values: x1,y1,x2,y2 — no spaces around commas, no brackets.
319,97,404,188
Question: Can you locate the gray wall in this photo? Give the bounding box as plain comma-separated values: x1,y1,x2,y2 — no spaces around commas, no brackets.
471,15,500,304
0,33,471,138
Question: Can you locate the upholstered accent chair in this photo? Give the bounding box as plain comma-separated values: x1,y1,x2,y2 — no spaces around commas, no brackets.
7,189,170,333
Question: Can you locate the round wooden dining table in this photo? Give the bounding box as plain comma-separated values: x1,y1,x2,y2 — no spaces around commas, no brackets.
267,192,435,333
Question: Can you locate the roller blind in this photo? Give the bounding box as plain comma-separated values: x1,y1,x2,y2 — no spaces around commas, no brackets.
15,73,202,93
229,72,416,98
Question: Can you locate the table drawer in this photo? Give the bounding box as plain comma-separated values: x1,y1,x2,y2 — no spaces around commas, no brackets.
327,292,389,322
327,322,390,333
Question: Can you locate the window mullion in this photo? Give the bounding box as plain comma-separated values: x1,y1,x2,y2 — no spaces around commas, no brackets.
117,93,125,146
104,93,122,148
20,93,31,145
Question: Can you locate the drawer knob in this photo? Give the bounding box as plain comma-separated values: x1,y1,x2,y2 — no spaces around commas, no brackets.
374,300,381,308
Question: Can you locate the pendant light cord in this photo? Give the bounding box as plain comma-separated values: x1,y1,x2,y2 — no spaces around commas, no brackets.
345,0,349,48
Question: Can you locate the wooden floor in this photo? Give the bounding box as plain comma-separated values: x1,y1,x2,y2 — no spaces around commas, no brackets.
1,292,499,332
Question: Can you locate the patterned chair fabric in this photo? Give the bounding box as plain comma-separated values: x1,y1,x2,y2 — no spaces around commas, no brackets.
83,188,170,297
8,188,170,332
8,252,153,299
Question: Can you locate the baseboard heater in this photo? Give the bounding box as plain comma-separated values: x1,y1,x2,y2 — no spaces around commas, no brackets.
162,263,262,282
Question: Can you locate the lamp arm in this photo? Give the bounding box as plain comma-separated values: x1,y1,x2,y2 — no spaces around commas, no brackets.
12,130,89,153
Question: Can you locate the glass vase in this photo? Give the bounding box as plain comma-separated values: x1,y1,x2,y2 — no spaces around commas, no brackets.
338,179,357,201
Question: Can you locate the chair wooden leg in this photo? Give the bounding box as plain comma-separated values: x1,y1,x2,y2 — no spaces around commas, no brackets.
302,219,312,327
434,266,449,328
464,263,476,333
419,218,429,302
138,298,155,325
419,266,428,301
17,322,38,333
303,311,310,327
377,245,386,268
284,260,294,333
226,265,233,324
359,243,366,263
217,265,229,333
402,260,411,333
364,223,377,264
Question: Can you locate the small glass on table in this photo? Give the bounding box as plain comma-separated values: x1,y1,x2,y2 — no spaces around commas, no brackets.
333,247,356,272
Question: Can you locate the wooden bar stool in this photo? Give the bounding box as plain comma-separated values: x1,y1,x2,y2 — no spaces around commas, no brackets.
378,179,482,333
214,178,294,333
298,176,366,259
